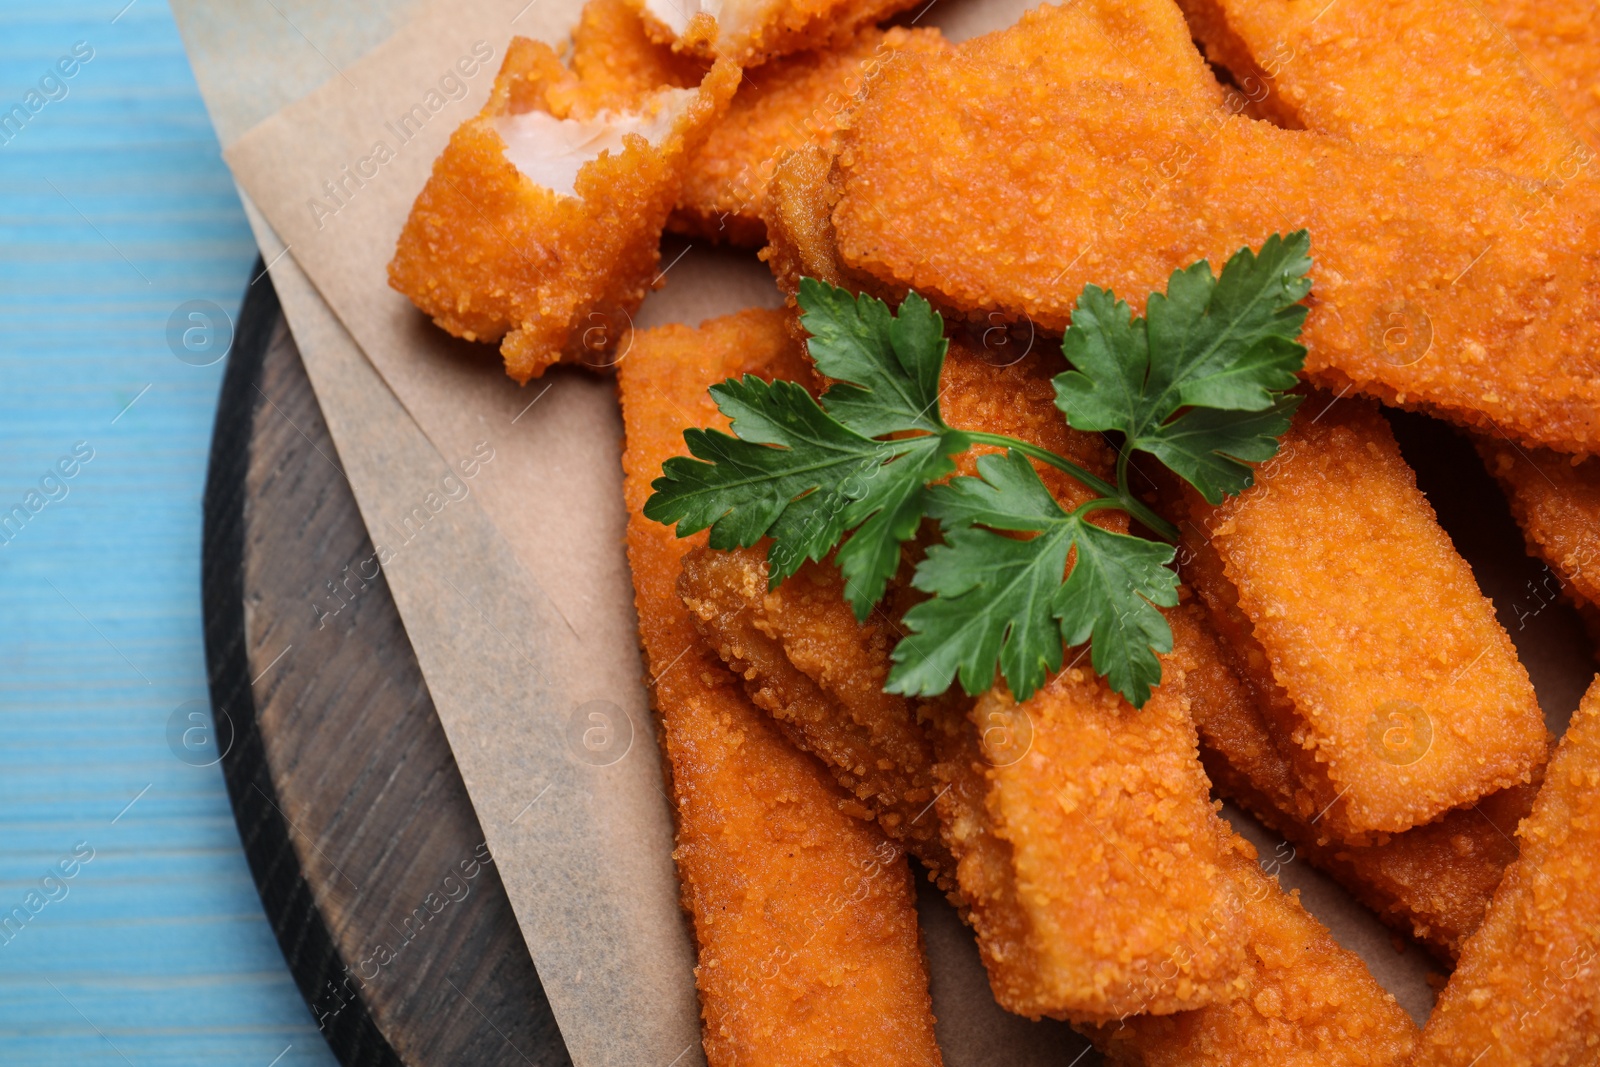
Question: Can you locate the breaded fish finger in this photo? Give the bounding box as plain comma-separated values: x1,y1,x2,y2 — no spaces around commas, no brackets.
1171,598,1538,960
940,657,1251,1022
1175,0,1593,186
825,51,1600,454
686,549,1417,1057
620,307,942,1066
679,543,959,895
1170,398,1546,839
1479,438,1600,637
1088,829,1419,1067
389,0,738,382
1482,0,1600,152
1410,674,1600,1067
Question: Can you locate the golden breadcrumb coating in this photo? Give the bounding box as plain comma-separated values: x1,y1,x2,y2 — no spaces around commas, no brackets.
561,0,712,109
675,337,1117,898
1149,0,1568,951
1172,398,1546,839
758,0,1229,301
678,544,960,896
673,26,947,246
1172,599,1537,960
388,0,738,383
1478,0,1600,154
1411,674,1600,1067
631,0,922,68
758,0,1228,306
761,144,867,325
938,659,1250,1023
959,0,1224,104
618,307,942,1067
1175,0,1593,185
1088,829,1419,1067
683,536,1417,1055
1480,439,1600,616
676,334,1246,1022
825,50,1600,455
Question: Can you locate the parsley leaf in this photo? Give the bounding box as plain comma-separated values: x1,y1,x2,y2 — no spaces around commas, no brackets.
887,452,1178,705
1054,230,1311,503
798,278,946,436
644,282,969,619
647,236,1312,709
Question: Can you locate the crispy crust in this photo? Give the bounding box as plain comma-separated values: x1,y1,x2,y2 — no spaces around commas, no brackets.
1483,0,1600,153
759,0,1227,306
1087,830,1419,1067
1411,675,1600,1066
684,547,1419,1053
618,307,942,1066
1174,0,1593,183
1171,398,1546,838
941,656,1250,1022
825,49,1600,455
1172,598,1537,960
958,0,1224,104
678,544,960,897
672,26,948,246
388,1,739,383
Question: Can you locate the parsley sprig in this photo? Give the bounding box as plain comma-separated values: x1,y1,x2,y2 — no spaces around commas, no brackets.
645,233,1312,707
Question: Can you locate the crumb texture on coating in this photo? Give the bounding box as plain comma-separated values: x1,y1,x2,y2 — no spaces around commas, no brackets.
1091,831,1419,1067
1481,0,1600,154
619,307,942,1066
1480,438,1600,614
1177,398,1545,838
1411,675,1600,1066
673,25,947,245
632,0,923,68
388,0,738,382
1174,0,1591,182
1171,597,1533,961
826,47,1600,454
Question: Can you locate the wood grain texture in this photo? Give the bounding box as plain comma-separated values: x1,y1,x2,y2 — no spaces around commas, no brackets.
203,271,569,1067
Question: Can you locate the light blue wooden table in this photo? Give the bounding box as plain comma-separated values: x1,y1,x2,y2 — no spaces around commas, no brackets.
0,2,341,1063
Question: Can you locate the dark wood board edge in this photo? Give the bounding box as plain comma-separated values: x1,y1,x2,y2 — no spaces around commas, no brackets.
201,263,405,1067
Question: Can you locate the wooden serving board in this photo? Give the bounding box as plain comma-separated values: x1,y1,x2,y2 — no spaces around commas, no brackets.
201,266,570,1067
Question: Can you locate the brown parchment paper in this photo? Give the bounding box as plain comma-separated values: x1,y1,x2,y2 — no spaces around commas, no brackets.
175,0,1600,1060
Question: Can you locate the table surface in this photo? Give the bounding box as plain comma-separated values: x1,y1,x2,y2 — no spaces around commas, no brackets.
0,2,341,1063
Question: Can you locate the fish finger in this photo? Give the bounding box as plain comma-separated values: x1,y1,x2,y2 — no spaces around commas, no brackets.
1168,397,1546,839
389,0,738,382
620,306,942,1065
823,49,1600,454
1410,675,1600,1067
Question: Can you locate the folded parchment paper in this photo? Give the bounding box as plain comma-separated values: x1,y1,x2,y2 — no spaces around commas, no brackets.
174,0,1598,1061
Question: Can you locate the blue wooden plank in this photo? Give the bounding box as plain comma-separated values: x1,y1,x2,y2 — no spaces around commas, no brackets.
0,1,342,1063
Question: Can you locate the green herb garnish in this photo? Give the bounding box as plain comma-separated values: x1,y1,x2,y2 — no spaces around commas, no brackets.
645,233,1312,707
